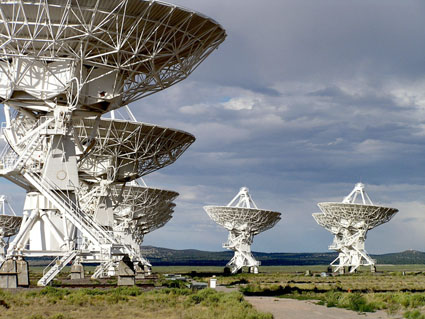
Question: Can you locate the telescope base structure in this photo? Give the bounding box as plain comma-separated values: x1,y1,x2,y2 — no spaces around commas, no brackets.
223,233,260,274
328,228,377,274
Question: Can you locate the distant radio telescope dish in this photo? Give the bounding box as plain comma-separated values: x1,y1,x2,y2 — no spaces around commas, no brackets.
313,183,398,274
0,196,22,263
204,187,281,274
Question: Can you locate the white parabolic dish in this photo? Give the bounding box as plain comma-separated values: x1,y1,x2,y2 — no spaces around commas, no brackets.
204,206,281,235
315,203,398,231
6,116,196,181
0,0,226,112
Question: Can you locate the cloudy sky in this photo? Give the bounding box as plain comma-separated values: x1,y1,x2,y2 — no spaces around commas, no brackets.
3,0,425,254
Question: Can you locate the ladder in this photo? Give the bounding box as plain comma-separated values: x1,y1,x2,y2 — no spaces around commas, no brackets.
37,250,78,286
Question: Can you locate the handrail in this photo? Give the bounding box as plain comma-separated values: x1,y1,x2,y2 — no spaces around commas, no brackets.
43,256,60,277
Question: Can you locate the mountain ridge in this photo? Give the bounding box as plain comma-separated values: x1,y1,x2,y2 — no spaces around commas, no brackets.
140,246,425,266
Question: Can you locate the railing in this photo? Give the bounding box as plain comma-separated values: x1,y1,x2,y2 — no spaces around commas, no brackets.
42,256,61,277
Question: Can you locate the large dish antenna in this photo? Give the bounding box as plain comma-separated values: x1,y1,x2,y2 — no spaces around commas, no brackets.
0,0,226,113
313,183,398,273
4,114,195,182
204,187,281,274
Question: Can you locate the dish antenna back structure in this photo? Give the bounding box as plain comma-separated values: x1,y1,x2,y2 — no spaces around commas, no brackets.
0,0,225,286
78,178,178,278
204,187,281,274
313,183,398,273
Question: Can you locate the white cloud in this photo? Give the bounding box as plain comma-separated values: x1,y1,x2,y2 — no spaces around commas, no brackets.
221,96,258,110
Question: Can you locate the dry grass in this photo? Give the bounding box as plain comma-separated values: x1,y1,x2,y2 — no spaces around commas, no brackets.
0,287,272,319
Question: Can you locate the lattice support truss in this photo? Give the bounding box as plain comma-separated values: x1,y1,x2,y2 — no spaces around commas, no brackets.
204,187,281,274
313,183,398,273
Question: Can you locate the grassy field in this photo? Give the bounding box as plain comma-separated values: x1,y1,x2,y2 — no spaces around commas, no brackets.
11,264,425,319
0,287,272,319
154,264,425,274
188,264,425,319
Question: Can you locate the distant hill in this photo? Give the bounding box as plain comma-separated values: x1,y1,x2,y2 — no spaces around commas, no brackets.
141,246,425,266
25,247,425,267
374,250,425,265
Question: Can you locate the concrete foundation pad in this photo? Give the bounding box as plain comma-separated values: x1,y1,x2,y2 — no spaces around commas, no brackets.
16,259,29,287
117,257,135,286
71,263,84,280
0,260,18,288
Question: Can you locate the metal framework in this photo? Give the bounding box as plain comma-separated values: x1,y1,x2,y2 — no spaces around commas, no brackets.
204,187,281,274
0,0,225,286
76,179,178,275
313,183,398,273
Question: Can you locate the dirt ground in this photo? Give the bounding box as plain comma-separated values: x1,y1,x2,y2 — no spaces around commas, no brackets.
246,297,401,319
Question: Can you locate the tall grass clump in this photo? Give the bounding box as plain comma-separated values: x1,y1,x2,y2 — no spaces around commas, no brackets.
404,310,425,319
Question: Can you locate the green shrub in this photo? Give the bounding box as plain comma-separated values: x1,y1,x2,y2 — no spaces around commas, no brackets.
404,310,425,319
324,291,342,308
346,293,375,312
39,286,70,298
113,286,142,296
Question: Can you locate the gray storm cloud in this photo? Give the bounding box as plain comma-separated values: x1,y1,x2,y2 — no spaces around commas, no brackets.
2,0,425,253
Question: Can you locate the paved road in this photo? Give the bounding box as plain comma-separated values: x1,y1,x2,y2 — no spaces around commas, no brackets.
246,297,400,319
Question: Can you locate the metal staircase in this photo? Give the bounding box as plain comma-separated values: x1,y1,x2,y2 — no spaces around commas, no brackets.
38,250,78,286
0,118,54,175
1,119,137,284
91,260,115,279
23,172,118,248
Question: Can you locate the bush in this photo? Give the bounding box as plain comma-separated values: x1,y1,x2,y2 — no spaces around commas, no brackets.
346,293,375,312
39,286,70,298
404,310,425,319
324,291,342,308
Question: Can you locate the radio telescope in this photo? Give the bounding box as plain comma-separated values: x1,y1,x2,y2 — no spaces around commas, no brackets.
77,179,178,278
0,0,225,287
313,183,398,273
0,196,22,262
204,187,281,274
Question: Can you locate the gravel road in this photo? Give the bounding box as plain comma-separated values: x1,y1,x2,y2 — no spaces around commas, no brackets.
245,296,401,319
